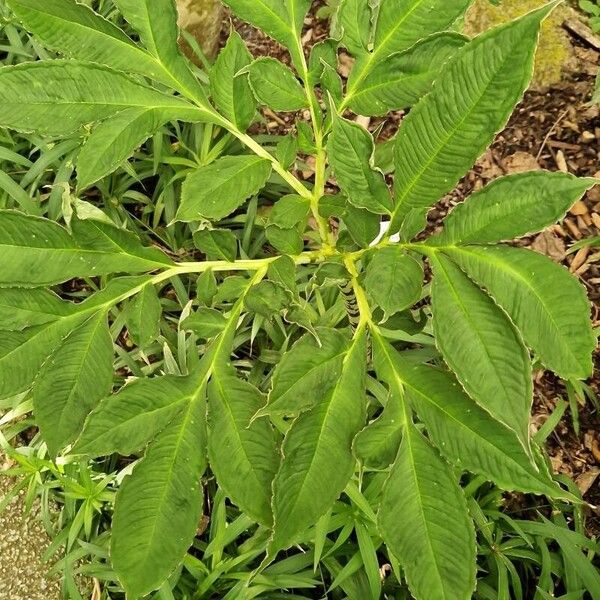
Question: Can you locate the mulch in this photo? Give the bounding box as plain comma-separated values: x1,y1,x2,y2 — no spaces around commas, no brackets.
223,4,600,533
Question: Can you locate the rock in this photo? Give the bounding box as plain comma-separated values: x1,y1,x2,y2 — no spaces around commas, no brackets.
177,0,223,60
464,0,577,91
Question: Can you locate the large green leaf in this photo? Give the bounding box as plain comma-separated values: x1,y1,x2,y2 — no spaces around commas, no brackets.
248,58,308,112
5,0,172,85
73,375,194,457
111,283,255,598
210,32,256,130
373,334,568,497
177,156,272,222
0,287,75,330
33,311,113,456
256,327,349,418
328,115,392,215
77,108,180,190
364,246,423,317
390,5,555,231
346,33,467,116
112,394,206,599
431,254,532,445
270,326,367,552
208,372,280,525
444,245,595,380
113,0,207,103
431,172,598,245
0,212,172,287
344,0,472,105
0,60,204,136
221,0,310,67
378,418,477,600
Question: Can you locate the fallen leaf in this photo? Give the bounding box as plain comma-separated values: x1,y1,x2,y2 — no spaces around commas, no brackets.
531,230,566,262
575,468,600,496
502,151,540,174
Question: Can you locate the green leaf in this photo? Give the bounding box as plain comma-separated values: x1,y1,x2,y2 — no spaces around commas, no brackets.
33,311,113,456
113,0,207,103
337,0,373,56
374,0,471,57
73,375,194,457
0,287,75,330
182,308,228,339
364,246,423,317
77,108,172,190
353,393,404,470
343,204,381,248
444,245,595,380
344,0,472,106
266,225,304,255
193,229,238,262
269,194,310,229
270,326,367,552
244,281,290,318
346,33,467,117
431,172,598,245
112,395,206,599
267,256,298,298
5,0,171,85
328,115,392,215
208,373,280,525
210,32,256,130
0,60,205,136
390,5,556,231
431,254,532,445
374,343,571,498
196,270,218,306
248,58,308,112
256,328,349,417
178,156,272,222
221,0,310,67
126,283,161,348
378,419,477,600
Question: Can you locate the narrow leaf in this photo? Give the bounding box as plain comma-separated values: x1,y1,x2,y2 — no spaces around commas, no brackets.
379,419,477,600
431,254,532,445
346,33,467,116
6,0,169,84
33,311,113,455
0,60,204,136
112,395,206,599
210,32,256,130
445,245,595,380
208,373,280,525
126,283,162,348
73,375,195,457
431,172,598,245
328,115,392,215
270,326,367,552
390,5,556,231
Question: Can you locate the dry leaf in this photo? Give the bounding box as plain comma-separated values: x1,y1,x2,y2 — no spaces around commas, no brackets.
531,230,566,262
502,151,540,174
575,468,600,496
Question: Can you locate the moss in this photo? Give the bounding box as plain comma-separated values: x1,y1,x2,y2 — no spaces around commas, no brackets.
464,0,575,90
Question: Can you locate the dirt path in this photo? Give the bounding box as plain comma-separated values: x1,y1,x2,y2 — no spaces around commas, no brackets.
0,454,61,600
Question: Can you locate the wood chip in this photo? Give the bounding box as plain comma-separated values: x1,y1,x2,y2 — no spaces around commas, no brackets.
555,149,568,173
569,200,588,216
593,438,600,463
570,247,590,272
564,217,582,239
575,468,600,496
564,18,600,51
591,212,600,229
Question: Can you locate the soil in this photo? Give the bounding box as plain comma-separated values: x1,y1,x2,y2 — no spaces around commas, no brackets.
224,2,600,533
